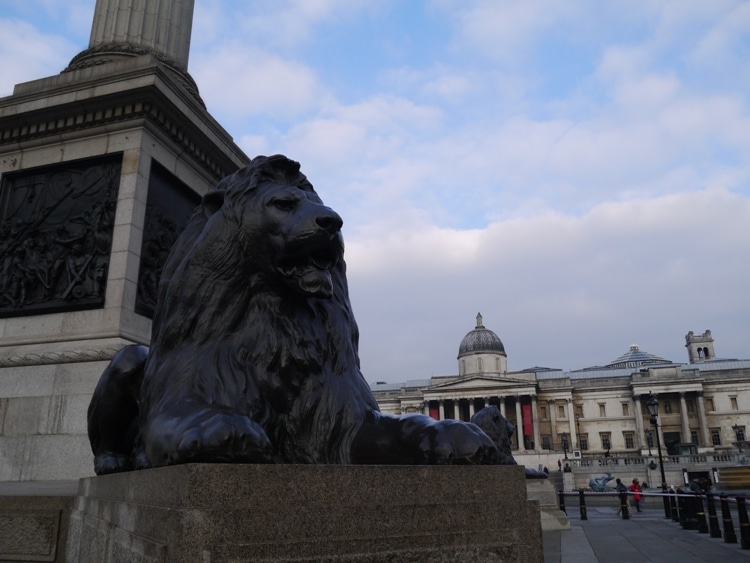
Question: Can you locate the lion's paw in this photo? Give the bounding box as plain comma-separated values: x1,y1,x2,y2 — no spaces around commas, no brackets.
93,453,132,475
425,420,499,465
145,408,273,466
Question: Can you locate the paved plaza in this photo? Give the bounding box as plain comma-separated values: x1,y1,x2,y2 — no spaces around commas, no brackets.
544,505,750,562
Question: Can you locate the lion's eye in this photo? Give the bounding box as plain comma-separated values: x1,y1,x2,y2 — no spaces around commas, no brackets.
271,198,298,211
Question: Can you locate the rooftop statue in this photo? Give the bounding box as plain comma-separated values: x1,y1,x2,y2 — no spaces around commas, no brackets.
88,155,499,473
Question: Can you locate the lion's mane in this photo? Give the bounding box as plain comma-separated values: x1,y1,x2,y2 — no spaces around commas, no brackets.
138,155,378,465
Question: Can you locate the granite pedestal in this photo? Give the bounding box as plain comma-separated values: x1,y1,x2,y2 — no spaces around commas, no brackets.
66,464,543,562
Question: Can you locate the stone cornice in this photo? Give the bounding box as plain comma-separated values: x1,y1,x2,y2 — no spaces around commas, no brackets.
0,90,239,182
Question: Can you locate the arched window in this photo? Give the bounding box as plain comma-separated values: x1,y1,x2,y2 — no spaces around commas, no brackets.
477,358,483,372
703,347,710,359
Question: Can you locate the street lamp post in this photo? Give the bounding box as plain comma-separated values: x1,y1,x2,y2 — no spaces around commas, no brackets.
646,393,671,519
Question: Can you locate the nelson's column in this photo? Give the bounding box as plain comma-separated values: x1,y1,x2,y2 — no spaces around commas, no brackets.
0,0,249,482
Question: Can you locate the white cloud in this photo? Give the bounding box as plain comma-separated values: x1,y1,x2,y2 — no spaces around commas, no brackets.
346,188,750,381
0,19,75,96
191,46,326,120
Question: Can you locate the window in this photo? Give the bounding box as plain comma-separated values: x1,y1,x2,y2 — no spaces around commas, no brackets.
623,432,634,449
496,358,501,371
711,428,721,446
736,427,746,441
575,406,583,418
663,401,672,414
690,431,698,445
686,399,696,414
600,433,611,450
541,435,550,450
558,405,565,419
477,358,483,372
540,406,547,420
705,398,714,411
599,404,606,417
622,403,630,416
580,434,589,451
731,397,739,411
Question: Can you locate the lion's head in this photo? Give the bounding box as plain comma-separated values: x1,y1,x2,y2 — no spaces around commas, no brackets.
201,155,344,298
150,155,355,352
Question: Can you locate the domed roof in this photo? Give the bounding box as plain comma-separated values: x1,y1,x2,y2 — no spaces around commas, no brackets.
458,313,506,358
605,344,670,369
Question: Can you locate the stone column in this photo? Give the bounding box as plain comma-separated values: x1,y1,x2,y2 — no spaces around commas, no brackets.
633,395,645,448
679,392,691,442
468,399,475,419
531,395,541,451
697,393,710,446
438,400,445,421
423,401,429,416
498,396,506,418
89,0,196,69
566,398,577,449
515,397,524,451
548,400,557,443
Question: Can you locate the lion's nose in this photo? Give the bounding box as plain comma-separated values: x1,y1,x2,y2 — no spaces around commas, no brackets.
316,209,343,234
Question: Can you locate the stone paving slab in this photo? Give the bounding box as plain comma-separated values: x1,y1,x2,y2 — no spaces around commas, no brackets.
545,505,750,562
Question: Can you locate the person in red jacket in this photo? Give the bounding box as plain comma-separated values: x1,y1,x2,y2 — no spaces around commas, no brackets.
630,478,643,512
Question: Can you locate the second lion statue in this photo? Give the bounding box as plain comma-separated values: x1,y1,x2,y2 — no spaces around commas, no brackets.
88,155,498,474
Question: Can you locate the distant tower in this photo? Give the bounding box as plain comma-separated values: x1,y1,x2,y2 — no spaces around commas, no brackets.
457,313,507,376
685,330,715,364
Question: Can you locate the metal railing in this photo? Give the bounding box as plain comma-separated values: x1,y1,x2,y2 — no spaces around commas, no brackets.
556,488,750,549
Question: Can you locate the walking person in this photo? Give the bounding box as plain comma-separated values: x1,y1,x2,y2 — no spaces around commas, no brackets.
630,478,643,512
615,478,630,516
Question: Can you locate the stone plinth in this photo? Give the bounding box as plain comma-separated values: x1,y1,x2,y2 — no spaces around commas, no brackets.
0,490,74,562
525,479,570,531
66,464,543,562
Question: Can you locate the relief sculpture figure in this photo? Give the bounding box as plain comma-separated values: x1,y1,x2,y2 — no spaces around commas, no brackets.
88,155,499,473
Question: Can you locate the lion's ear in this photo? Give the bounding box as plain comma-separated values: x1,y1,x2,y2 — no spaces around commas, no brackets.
202,190,225,216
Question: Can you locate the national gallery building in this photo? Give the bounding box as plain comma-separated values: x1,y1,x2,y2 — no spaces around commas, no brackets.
370,315,750,471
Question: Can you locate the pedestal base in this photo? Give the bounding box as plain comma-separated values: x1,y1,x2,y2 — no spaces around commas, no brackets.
66,464,542,562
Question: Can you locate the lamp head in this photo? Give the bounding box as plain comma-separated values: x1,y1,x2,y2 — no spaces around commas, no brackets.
646,393,659,417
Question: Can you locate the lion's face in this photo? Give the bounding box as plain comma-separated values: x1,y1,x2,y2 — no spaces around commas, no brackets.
240,180,344,298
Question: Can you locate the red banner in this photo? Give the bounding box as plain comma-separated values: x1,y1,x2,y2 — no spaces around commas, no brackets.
522,403,533,435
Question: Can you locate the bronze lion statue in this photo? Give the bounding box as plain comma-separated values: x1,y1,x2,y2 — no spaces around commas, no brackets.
88,155,498,473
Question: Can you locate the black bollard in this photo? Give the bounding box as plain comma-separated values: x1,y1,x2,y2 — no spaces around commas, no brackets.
695,494,709,533
619,491,630,520
736,496,750,549
579,489,588,521
670,489,679,522
677,489,687,528
558,489,566,515
706,493,723,539
721,494,738,544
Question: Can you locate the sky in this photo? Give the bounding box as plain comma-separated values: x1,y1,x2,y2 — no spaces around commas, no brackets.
1,0,749,382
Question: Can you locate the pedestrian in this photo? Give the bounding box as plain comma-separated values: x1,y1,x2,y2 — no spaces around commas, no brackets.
615,478,630,516
630,478,643,512
558,459,562,472
689,476,703,494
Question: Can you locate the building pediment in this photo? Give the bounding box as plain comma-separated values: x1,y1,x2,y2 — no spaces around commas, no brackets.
424,375,536,394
